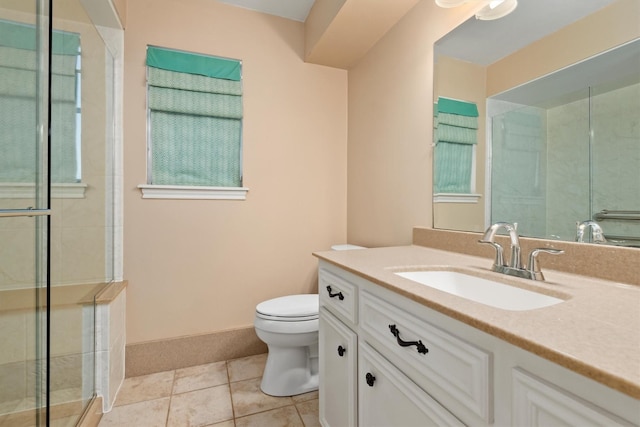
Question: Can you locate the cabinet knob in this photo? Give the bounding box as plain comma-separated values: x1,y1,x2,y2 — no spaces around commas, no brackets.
337,345,346,357
326,285,344,300
365,372,376,387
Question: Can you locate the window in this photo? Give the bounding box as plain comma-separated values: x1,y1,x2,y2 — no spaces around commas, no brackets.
139,46,247,200
0,19,84,198
433,97,480,203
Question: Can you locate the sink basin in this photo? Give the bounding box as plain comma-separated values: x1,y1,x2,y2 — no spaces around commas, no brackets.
394,270,563,311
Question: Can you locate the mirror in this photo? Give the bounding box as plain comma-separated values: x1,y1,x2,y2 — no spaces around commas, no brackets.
433,0,640,247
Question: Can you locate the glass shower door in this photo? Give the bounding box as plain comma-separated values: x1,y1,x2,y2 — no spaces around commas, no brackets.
0,0,50,425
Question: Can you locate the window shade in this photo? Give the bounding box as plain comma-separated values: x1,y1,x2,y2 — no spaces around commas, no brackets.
0,20,80,184
146,46,243,187
434,97,478,194
146,46,241,81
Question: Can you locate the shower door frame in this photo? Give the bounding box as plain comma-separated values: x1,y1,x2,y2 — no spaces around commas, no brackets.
0,0,51,424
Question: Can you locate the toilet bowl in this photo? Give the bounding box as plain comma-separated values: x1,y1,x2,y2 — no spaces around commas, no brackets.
254,294,319,396
254,244,365,396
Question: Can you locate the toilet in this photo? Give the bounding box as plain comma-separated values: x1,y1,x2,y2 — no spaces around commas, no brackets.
254,244,365,396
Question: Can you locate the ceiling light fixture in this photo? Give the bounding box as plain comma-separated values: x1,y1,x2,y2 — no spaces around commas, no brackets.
435,0,469,8
475,0,518,20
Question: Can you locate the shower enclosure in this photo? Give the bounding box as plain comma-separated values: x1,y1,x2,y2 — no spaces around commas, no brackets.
0,0,119,425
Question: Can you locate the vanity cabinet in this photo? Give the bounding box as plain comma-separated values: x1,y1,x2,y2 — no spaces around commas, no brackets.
358,341,464,427
512,368,634,427
318,261,639,427
319,307,357,427
319,265,482,426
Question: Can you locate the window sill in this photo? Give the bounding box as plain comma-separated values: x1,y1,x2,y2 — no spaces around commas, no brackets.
433,193,481,204
0,183,87,199
137,184,249,200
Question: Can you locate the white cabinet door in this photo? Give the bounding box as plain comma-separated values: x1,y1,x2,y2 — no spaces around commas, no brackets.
358,342,465,427
319,307,358,427
512,368,636,427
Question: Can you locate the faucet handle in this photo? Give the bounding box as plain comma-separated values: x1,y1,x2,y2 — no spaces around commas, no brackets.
527,248,564,280
478,240,505,267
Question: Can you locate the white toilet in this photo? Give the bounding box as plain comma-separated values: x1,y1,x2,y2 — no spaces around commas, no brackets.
254,244,365,396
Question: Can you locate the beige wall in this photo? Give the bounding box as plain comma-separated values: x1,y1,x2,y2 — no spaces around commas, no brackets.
346,0,480,246
112,0,126,28
487,0,640,96
123,0,347,344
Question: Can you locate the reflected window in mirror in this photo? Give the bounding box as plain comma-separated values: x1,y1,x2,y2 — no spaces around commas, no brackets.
434,97,479,195
0,19,83,198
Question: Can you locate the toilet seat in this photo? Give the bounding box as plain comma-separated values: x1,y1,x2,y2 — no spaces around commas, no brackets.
256,294,319,322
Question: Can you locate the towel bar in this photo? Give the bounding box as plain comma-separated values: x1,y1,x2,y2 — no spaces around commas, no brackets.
593,210,640,221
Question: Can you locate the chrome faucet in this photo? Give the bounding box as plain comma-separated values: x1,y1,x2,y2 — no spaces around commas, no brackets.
479,222,563,281
576,220,606,244
479,222,522,269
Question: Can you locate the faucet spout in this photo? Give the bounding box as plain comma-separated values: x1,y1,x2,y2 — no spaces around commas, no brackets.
479,221,563,281
576,220,606,243
481,222,522,268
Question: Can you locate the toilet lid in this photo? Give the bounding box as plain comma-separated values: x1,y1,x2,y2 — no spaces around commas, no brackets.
256,294,319,320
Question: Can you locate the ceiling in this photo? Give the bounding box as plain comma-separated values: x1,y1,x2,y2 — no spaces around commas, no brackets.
436,0,617,65
215,0,622,69
216,0,316,22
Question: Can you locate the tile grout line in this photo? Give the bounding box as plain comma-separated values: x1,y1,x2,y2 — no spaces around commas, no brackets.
293,402,306,426
165,370,176,427
225,360,238,425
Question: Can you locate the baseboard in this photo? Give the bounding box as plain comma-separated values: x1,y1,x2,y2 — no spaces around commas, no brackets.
125,326,267,377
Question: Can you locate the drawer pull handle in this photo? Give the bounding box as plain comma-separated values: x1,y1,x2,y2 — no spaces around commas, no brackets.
326,285,344,300
365,372,376,387
337,345,346,357
389,324,429,355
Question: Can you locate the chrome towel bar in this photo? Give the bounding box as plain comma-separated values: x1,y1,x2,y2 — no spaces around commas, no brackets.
593,210,640,221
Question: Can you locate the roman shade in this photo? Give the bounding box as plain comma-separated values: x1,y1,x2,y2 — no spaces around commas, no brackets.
434,97,478,194
0,19,80,184
146,46,243,187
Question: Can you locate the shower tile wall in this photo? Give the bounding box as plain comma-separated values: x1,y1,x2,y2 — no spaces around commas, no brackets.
547,82,640,241
591,83,640,240
546,92,591,240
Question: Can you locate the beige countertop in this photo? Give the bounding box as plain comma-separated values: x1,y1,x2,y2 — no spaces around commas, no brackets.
314,245,640,399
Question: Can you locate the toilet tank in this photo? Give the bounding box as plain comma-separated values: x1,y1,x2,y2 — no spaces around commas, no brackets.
331,244,366,251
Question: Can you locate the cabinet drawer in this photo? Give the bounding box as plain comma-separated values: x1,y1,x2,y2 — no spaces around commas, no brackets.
512,368,636,427
319,268,358,325
359,342,465,427
360,290,491,422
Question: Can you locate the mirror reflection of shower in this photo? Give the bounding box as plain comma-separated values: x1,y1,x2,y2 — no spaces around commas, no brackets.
488,39,640,247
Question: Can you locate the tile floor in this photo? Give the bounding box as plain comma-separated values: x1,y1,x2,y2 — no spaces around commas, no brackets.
98,353,320,427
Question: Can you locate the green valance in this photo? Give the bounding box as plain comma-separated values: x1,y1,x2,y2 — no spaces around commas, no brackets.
0,19,80,55
147,46,241,81
436,97,478,117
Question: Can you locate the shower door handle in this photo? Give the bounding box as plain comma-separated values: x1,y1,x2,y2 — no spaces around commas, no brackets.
0,208,51,217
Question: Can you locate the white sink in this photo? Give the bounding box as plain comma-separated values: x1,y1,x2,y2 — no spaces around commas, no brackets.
394,270,564,311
